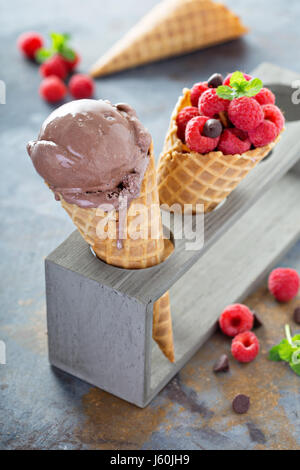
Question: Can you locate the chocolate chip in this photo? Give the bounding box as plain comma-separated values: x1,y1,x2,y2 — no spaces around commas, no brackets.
207,73,224,88
252,310,263,329
213,354,229,373
203,119,223,138
293,307,300,325
232,394,250,414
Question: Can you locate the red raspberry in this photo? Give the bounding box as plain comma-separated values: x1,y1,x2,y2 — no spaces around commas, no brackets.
219,304,254,337
268,268,300,302
231,331,260,363
185,116,220,153
218,128,251,155
176,106,199,141
39,76,67,103
198,88,229,118
69,74,94,99
190,82,209,107
62,51,80,72
40,55,68,80
223,72,252,87
248,119,278,147
17,32,44,59
228,97,264,132
262,104,285,132
254,87,275,106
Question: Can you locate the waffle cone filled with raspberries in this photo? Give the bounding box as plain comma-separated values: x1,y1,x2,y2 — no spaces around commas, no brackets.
158,72,284,214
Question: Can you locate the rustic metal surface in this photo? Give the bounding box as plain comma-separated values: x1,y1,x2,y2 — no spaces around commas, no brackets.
1,0,300,450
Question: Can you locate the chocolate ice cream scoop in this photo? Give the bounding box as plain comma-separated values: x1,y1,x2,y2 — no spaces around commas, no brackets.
27,99,151,209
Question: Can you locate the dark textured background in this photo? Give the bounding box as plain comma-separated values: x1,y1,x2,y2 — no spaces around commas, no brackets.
1,0,300,450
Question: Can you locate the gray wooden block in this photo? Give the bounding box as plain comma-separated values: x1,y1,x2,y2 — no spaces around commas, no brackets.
45,63,300,407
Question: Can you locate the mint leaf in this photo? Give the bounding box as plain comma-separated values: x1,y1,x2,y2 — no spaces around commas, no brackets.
50,32,67,50
243,78,263,97
290,361,300,376
292,334,300,345
35,47,53,63
216,86,236,100
60,46,76,61
278,339,294,362
230,71,246,88
269,344,282,362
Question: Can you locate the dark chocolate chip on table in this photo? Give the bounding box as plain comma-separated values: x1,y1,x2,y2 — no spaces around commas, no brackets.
207,73,224,88
213,354,229,373
203,119,223,138
293,307,300,325
252,310,263,328
232,394,250,414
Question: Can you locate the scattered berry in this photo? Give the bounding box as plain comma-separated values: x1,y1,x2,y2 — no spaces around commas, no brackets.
223,72,252,87
218,128,251,155
69,74,94,99
40,55,68,80
176,106,199,141
293,307,300,325
203,119,223,138
248,119,278,147
219,304,254,337
17,32,44,59
62,51,80,72
207,73,224,88
39,76,67,103
268,268,300,302
231,331,260,363
262,104,285,132
252,311,263,329
199,88,229,118
228,97,264,132
213,354,229,373
185,116,220,153
190,82,209,107
232,394,250,414
254,87,275,106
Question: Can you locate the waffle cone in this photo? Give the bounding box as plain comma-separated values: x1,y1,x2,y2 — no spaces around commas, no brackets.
90,0,248,77
157,89,281,213
59,145,175,362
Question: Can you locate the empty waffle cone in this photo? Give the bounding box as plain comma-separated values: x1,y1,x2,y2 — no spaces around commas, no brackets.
157,88,281,213
90,0,248,77
60,144,175,362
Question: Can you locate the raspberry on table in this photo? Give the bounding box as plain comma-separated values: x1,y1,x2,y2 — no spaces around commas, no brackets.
69,74,94,99
223,72,252,87
228,97,264,132
254,87,275,106
268,268,300,302
176,106,199,141
39,76,67,103
40,55,68,80
218,128,251,155
231,331,260,363
185,116,220,154
198,88,229,118
262,104,285,132
219,304,254,337
190,82,209,107
17,31,44,59
248,119,278,147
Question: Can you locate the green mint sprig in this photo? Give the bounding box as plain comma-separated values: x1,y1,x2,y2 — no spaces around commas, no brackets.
269,324,300,376
35,32,76,63
216,71,263,101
